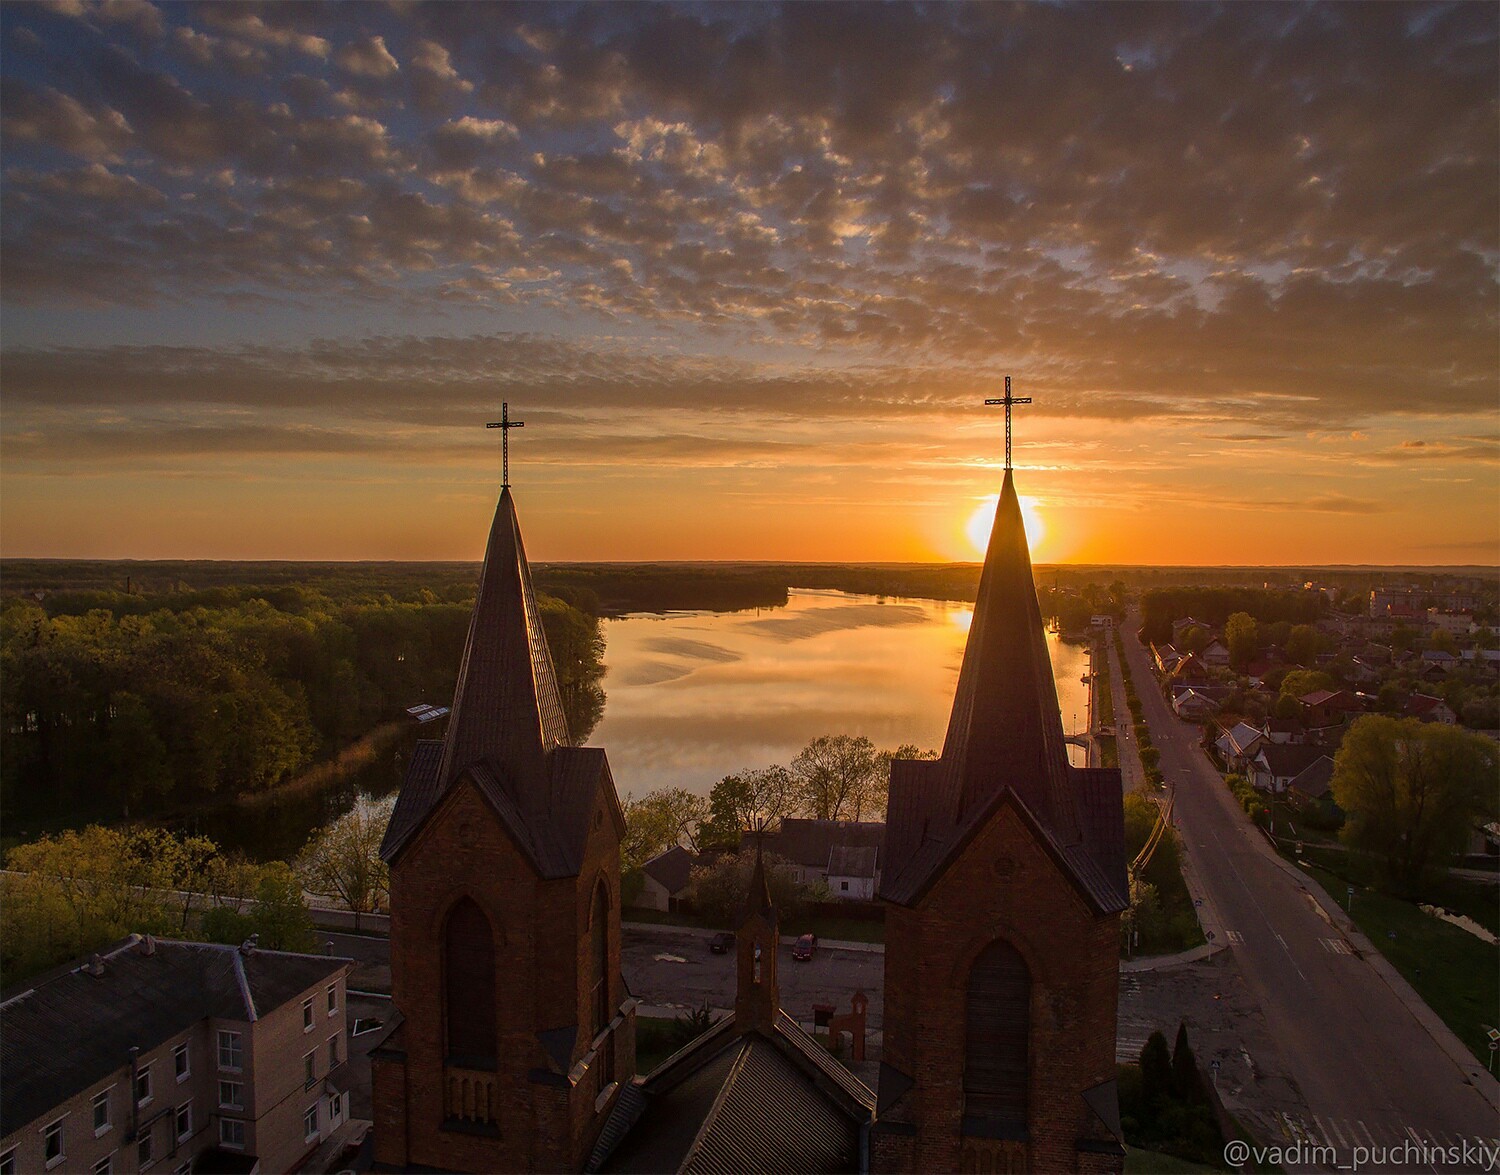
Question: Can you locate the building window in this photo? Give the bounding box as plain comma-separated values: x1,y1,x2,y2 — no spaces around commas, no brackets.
92,1088,111,1135
137,1130,153,1168
217,1030,242,1071
173,1042,190,1082
443,897,497,1063
327,985,338,1017
328,1095,343,1126
303,1105,319,1143
218,1081,244,1110
43,1120,64,1169
840,880,849,892
135,1064,152,1106
219,1119,245,1149
303,997,314,1032
962,938,1030,1139
303,1050,316,1089
327,1035,340,1070
92,1155,113,1175
175,1103,192,1143
0,1149,15,1175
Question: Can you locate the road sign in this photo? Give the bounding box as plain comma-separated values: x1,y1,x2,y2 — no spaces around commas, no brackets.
1210,1059,1221,1070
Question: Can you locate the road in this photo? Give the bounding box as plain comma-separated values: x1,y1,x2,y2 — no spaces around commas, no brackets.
1121,611,1499,1170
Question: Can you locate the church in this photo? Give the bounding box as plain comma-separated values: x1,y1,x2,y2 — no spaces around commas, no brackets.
369,402,1128,1173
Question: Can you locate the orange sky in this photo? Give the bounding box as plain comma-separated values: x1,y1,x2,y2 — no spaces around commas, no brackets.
2,4,1496,565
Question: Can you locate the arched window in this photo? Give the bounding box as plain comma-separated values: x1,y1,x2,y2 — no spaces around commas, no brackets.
444,898,497,1065
963,939,1029,1138
590,883,610,1038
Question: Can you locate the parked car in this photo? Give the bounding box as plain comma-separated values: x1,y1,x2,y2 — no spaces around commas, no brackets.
792,933,817,961
708,932,735,954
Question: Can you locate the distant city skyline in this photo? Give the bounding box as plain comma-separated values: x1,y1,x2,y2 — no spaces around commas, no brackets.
2,3,1496,565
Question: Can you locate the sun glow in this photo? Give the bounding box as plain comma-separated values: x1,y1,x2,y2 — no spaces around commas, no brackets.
966,495,1046,558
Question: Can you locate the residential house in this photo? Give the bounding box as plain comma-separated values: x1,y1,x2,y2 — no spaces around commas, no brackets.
1264,716,1306,744
634,845,698,913
1215,722,1266,774
1173,689,1221,722
1167,654,1210,688
1199,639,1231,669
752,819,885,897
1172,617,1214,644
1427,610,1474,636
1297,689,1363,729
825,845,879,900
1249,743,1332,794
0,935,352,1175
1286,756,1337,811
1461,649,1500,679
1405,693,1458,725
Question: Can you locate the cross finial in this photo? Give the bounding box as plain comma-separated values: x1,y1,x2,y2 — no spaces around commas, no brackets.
984,376,1031,470
485,403,525,487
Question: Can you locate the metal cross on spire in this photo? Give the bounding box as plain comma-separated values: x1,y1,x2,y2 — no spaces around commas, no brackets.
984,376,1031,470
485,402,524,487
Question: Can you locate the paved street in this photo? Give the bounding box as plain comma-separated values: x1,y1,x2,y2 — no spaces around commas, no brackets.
1121,611,1500,1170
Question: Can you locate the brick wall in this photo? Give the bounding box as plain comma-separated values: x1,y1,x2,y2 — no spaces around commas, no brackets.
876,798,1123,1174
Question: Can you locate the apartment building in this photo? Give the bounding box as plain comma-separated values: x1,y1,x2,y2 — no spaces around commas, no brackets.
1,935,352,1175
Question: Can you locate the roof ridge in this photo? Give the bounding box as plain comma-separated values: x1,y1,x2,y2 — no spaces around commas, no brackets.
678,1038,751,1171
231,949,258,1022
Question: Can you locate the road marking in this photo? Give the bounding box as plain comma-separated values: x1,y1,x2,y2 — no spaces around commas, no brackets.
1405,1126,1440,1173
1226,930,1244,944
1354,1120,1377,1148
1321,937,1353,955
1323,1117,1348,1148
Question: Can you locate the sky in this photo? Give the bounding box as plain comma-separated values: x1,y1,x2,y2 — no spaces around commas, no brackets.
2,1,1497,566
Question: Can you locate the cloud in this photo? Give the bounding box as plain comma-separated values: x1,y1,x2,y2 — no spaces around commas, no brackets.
335,35,399,79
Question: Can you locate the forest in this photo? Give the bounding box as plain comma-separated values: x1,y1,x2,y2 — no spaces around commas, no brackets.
0,572,605,832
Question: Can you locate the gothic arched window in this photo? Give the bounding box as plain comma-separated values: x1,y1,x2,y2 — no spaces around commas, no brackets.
590,882,610,1038
962,938,1029,1138
444,897,497,1065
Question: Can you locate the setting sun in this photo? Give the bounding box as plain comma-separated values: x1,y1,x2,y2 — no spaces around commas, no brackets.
966,495,1046,559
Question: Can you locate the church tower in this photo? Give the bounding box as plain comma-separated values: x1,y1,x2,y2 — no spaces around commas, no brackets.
873,436,1128,1171
733,842,779,1031
371,466,635,1172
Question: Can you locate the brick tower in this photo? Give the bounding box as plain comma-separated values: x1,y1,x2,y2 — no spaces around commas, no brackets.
371,485,635,1173
873,468,1129,1174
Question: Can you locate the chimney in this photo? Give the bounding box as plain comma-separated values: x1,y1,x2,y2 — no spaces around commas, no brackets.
142,935,156,956
87,954,104,976
240,933,259,955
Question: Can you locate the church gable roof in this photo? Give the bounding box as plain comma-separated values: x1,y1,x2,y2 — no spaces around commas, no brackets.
879,469,1126,914
589,1011,873,1174
380,488,622,875
439,485,569,792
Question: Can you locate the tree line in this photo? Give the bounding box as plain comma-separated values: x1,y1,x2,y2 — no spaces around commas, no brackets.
621,733,936,873
0,582,605,829
1140,587,1326,646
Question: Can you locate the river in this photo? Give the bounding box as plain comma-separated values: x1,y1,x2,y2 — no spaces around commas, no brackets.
194,589,1090,859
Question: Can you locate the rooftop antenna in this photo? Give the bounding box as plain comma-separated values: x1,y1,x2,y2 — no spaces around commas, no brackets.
486,402,525,488
984,376,1031,471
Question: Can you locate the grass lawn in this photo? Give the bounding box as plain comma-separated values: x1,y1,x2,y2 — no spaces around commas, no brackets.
1125,1147,1222,1173
1304,863,1499,1067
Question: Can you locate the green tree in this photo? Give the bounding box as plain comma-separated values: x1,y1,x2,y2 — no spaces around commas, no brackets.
1224,612,1258,672
250,861,317,952
698,766,796,850
791,735,883,822
622,787,710,872
1171,1022,1202,1103
1331,716,1499,894
1279,669,1336,700
1429,629,1458,655
1139,1032,1173,1104
297,794,395,930
685,849,814,928
1285,624,1323,667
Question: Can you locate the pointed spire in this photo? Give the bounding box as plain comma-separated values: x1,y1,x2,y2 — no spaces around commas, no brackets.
734,832,779,1031
438,486,570,793
940,468,1079,843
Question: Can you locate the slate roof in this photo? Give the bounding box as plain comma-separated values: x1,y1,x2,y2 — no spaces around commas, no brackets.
880,470,1128,915
642,845,698,896
378,487,624,874
1289,756,1336,800
1,936,348,1135
1218,721,1266,758
752,819,884,871
1255,742,1331,779
589,1011,874,1174
827,844,878,880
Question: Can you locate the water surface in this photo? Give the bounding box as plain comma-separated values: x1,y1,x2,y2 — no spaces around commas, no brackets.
590,589,1090,798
